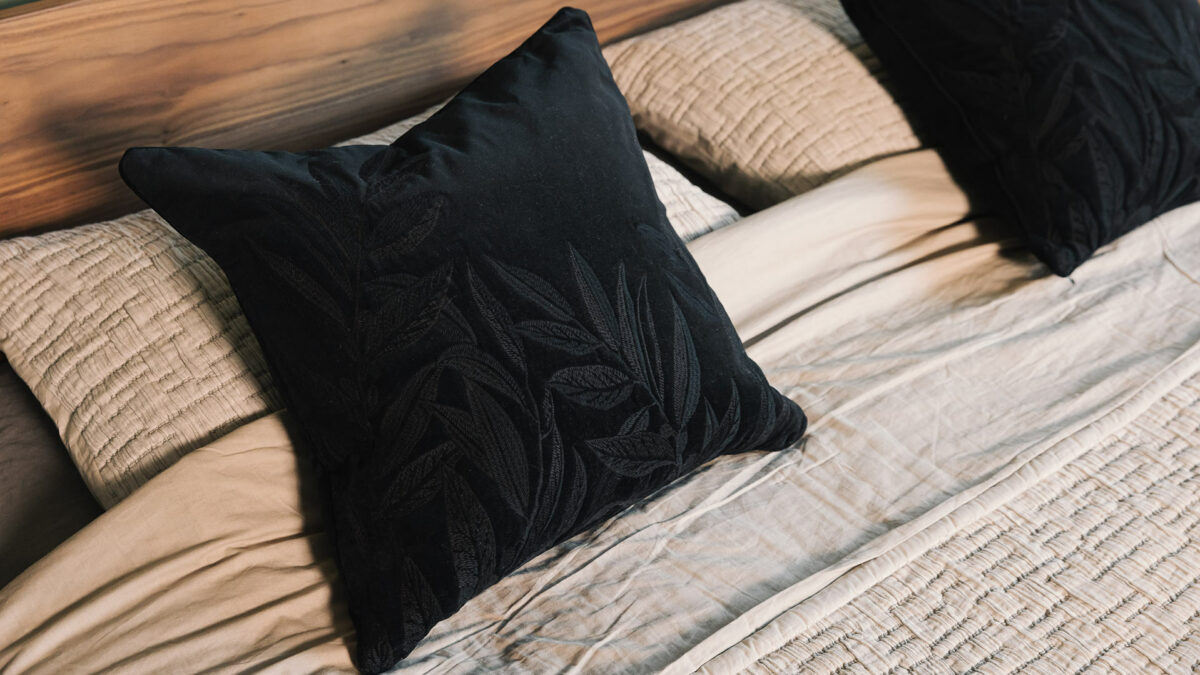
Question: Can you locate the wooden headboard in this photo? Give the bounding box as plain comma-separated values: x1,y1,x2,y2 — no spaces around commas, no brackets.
0,0,722,237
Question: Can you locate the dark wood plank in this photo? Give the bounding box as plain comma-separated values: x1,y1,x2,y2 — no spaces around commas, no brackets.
0,0,722,236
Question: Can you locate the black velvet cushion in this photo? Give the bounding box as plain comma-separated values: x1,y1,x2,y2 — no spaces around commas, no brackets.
842,0,1200,276
120,8,806,671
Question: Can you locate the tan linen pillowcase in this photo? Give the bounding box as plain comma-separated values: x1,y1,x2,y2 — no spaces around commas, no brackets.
604,0,921,210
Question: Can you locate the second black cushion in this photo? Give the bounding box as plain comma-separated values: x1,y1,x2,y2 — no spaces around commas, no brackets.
843,0,1200,275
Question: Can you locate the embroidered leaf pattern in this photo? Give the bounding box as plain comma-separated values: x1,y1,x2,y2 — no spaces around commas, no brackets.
381,441,458,513
396,556,442,660
547,365,633,410
343,236,801,667
584,433,677,477
669,298,701,427
253,246,349,335
379,363,435,466
441,468,496,603
437,343,526,406
365,263,451,360
372,192,446,264
466,266,525,369
637,280,665,403
569,244,620,350
615,264,644,381
618,407,651,436
529,391,567,545
515,321,600,355
488,257,574,322
431,401,527,517
464,382,531,512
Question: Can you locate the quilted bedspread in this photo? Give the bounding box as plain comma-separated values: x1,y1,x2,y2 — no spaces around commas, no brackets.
743,372,1200,673
2,151,1199,672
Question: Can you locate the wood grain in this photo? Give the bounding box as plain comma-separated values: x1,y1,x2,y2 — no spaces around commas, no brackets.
0,0,722,236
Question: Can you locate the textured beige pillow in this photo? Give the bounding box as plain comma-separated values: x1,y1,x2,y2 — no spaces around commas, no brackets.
0,115,737,508
604,0,921,209
0,214,280,508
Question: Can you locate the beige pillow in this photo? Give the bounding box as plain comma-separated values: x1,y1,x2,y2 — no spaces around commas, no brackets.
0,214,280,508
0,115,738,508
604,0,921,209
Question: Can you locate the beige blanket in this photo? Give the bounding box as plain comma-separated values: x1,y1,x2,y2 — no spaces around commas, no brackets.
3,150,1199,672
742,371,1200,673
0,414,355,673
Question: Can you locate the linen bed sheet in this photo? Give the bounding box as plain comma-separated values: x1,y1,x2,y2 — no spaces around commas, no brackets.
3,149,1199,672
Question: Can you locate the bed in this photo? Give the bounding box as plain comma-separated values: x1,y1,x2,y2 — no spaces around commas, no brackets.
2,0,1198,672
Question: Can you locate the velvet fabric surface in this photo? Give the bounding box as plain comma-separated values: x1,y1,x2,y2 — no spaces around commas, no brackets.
842,0,1200,276
0,356,102,588
121,8,806,671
